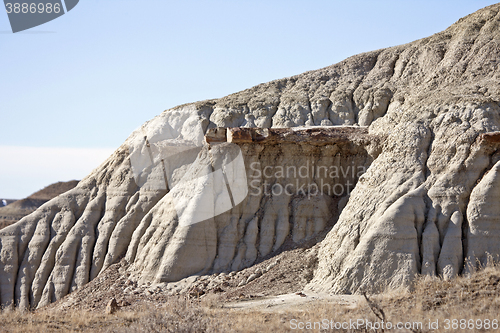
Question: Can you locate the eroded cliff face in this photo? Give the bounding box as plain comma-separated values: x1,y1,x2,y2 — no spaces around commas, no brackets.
0,116,377,309
1,3,500,309
126,126,377,287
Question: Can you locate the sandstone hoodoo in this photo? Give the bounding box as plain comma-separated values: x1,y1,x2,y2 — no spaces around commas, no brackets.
1,3,500,309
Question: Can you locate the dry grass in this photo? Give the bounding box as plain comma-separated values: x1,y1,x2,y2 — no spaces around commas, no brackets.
2,265,500,332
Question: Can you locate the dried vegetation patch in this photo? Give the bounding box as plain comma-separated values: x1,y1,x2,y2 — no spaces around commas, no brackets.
2,264,500,332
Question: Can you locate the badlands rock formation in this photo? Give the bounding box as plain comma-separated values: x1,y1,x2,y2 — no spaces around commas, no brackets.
2,3,500,309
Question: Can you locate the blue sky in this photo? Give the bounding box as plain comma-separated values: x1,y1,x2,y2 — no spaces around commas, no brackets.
1,0,498,198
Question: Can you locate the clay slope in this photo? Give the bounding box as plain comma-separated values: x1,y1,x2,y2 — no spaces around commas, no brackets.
0,181,79,230
1,3,500,309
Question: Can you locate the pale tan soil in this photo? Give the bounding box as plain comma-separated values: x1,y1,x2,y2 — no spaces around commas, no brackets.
45,240,323,313
224,292,361,312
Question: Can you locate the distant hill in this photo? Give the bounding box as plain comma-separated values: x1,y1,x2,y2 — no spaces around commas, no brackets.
27,180,80,201
0,199,17,207
0,180,79,230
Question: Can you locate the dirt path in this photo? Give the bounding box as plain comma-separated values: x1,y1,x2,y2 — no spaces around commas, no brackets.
224,292,361,313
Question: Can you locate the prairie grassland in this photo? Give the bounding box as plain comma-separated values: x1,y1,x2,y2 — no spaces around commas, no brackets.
1,265,500,332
